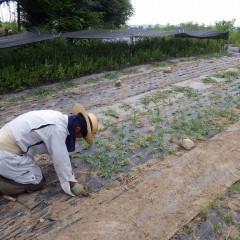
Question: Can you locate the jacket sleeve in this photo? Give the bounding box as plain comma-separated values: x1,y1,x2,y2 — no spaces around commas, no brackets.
40,125,77,196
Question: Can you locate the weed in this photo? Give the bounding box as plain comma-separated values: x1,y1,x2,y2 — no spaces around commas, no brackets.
9,95,27,103
154,153,165,161
202,77,217,84
146,147,155,154
212,70,240,80
109,124,119,133
104,72,119,80
118,132,125,139
95,139,109,147
119,102,133,111
213,221,221,232
82,186,92,197
103,108,119,118
82,76,103,84
113,151,126,161
58,82,78,90
119,69,139,75
167,147,177,155
200,208,210,220
33,87,55,98
216,192,225,200
209,200,222,212
140,90,170,105
172,86,200,98
101,119,112,130
128,133,149,147
229,181,240,193
224,212,234,223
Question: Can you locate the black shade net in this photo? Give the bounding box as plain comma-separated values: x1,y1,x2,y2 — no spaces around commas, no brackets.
0,28,229,49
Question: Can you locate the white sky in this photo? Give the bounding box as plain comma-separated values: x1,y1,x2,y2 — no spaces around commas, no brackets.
1,1,240,27
128,0,240,27
0,2,16,22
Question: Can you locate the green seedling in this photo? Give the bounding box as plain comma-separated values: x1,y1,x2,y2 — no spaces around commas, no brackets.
209,200,222,212
103,72,119,80
33,87,55,97
202,77,217,84
213,221,221,232
119,102,133,111
199,208,210,220
212,70,240,80
229,181,240,193
58,82,78,90
224,212,234,223
119,69,139,75
103,108,119,118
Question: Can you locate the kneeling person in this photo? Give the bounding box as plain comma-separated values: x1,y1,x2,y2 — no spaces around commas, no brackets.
0,103,98,197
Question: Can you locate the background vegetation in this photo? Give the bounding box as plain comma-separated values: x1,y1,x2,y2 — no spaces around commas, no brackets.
0,0,134,31
0,36,225,94
0,2,238,95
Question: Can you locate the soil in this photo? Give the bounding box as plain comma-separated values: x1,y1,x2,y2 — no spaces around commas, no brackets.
1,53,240,240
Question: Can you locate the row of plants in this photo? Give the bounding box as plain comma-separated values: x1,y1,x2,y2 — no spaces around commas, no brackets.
172,181,240,239
70,68,240,183
0,36,225,94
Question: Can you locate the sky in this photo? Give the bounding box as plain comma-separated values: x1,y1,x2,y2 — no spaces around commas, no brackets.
127,0,240,27
0,1,239,27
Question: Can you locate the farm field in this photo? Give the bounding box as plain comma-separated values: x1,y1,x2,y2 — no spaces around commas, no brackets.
1,52,240,240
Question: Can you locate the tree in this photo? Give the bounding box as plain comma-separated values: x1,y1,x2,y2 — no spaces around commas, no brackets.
93,0,134,28
214,19,236,32
1,0,134,32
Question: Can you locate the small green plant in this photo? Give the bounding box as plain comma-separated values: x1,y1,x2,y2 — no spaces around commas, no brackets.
223,212,234,223
209,200,222,212
104,72,119,80
213,221,221,232
58,81,78,90
229,181,240,193
103,108,119,118
82,186,92,197
212,70,240,80
172,86,200,98
33,87,55,97
119,102,133,111
202,77,217,84
199,208,210,220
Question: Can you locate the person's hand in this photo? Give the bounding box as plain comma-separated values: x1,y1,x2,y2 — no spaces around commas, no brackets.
70,182,84,196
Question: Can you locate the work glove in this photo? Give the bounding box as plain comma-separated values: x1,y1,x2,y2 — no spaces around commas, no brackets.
71,183,84,196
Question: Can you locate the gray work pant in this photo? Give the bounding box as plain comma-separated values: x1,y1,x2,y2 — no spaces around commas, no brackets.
0,150,45,195
0,175,45,195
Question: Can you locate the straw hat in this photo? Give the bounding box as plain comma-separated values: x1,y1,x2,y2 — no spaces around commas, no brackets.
72,103,98,145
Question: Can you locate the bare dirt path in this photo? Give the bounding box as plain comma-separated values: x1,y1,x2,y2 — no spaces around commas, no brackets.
1,53,240,240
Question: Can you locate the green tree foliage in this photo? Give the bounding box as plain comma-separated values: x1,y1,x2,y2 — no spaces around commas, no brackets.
0,0,134,31
94,0,134,28
214,19,236,32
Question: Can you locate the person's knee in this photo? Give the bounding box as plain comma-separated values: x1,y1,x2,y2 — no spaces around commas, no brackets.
25,176,46,193
0,175,26,195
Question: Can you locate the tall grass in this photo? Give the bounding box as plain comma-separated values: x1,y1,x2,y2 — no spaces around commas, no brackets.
0,37,225,94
